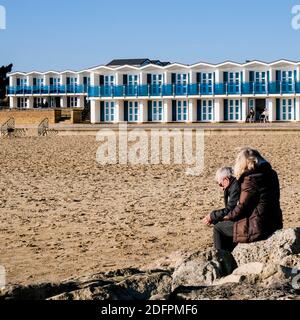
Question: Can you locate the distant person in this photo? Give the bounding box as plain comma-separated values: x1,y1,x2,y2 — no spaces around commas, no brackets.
247,107,255,123
208,148,283,252
261,107,269,123
202,167,240,251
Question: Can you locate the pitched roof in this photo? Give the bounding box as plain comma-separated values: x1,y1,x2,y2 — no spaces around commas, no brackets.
107,59,150,67
106,59,171,67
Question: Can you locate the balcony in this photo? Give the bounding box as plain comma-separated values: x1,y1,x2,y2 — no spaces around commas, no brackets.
7,85,87,95
7,81,300,97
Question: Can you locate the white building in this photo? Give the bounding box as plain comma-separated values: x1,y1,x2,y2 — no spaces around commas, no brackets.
7,58,300,123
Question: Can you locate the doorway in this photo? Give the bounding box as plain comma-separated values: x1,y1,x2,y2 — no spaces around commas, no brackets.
255,99,266,121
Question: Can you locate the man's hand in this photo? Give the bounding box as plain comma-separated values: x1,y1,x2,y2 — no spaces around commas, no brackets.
223,215,230,221
202,214,212,226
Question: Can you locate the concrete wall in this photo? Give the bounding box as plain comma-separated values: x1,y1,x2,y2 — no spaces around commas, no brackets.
0,109,61,125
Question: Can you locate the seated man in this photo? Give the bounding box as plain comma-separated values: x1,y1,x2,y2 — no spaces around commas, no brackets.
202,167,240,251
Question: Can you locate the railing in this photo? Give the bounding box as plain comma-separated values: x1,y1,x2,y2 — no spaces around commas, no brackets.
7,85,86,95
7,81,300,97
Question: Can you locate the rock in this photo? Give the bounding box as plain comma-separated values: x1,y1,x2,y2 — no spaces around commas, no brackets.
260,264,300,288
143,250,192,272
172,249,236,290
115,271,172,300
149,294,170,300
233,228,300,266
232,262,264,276
49,271,172,301
174,283,299,300
280,254,300,269
214,274,245,285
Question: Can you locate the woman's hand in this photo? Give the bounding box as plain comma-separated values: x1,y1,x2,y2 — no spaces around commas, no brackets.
223,215,230,221
202,214,212,226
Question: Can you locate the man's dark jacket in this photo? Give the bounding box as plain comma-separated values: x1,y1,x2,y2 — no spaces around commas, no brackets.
210,178,240,224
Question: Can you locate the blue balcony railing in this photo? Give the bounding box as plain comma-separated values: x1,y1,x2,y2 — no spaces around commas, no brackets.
7,85,85,95
8,81,300,97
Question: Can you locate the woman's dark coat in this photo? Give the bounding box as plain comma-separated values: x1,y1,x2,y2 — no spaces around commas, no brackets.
227,162,283,243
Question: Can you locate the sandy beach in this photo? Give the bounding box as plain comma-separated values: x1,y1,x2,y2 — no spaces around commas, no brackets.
0,131,300,286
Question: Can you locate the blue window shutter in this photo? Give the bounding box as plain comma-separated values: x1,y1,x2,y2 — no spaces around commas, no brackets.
276,70,281,81
224,99,229,121
99,75,104,85
100,101,105,122
172,100,177,122
33,78,37,86
67,97,70,107
223,72,228,83
124,101,128,121
197,100,202,121
294,98,296,120
171,73,176,84
148,101,152,122
17,78,20,86
249,71,254,82
123,75,128,85
67,77,70,85
267,71,270,82
147,74,152,85
240,72,243,83
50,77,53,85
276,99,280,121
294,70,297,82
196,73,201,84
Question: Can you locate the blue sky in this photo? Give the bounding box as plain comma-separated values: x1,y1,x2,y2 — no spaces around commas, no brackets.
0,0,300,71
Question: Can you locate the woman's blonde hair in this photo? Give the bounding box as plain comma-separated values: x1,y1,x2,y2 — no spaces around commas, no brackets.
234,148,267,179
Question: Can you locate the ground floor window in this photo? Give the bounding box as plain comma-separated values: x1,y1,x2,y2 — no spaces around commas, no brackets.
177,100,188,121
152,100,163,121
128,101,139,122
225,99,241,121
33,97,44,108
18,98,28,109
104,101,115,122
201,100,214,121
68,97,78,108
279,98,295,121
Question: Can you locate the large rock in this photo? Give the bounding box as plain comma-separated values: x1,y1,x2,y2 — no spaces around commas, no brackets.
172,249,236,290
49,271,172,301
233,228,300,266
175,283,299,300
143,250,192,272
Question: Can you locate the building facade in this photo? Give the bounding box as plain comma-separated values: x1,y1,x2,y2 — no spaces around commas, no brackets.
7,58,300,123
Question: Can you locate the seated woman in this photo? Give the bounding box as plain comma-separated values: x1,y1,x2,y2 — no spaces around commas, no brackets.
213,148,283,252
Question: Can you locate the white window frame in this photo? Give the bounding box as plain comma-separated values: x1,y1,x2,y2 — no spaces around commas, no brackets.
19,97,28,108
228,72,240,92
152,100,163,122
104,75,115,86
128,101,139,122
228,99,241,121
177,100,188,122
104,101,115,122
281,98,295,121
70,97,78,108
201,99,214,121
176,74,188,94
